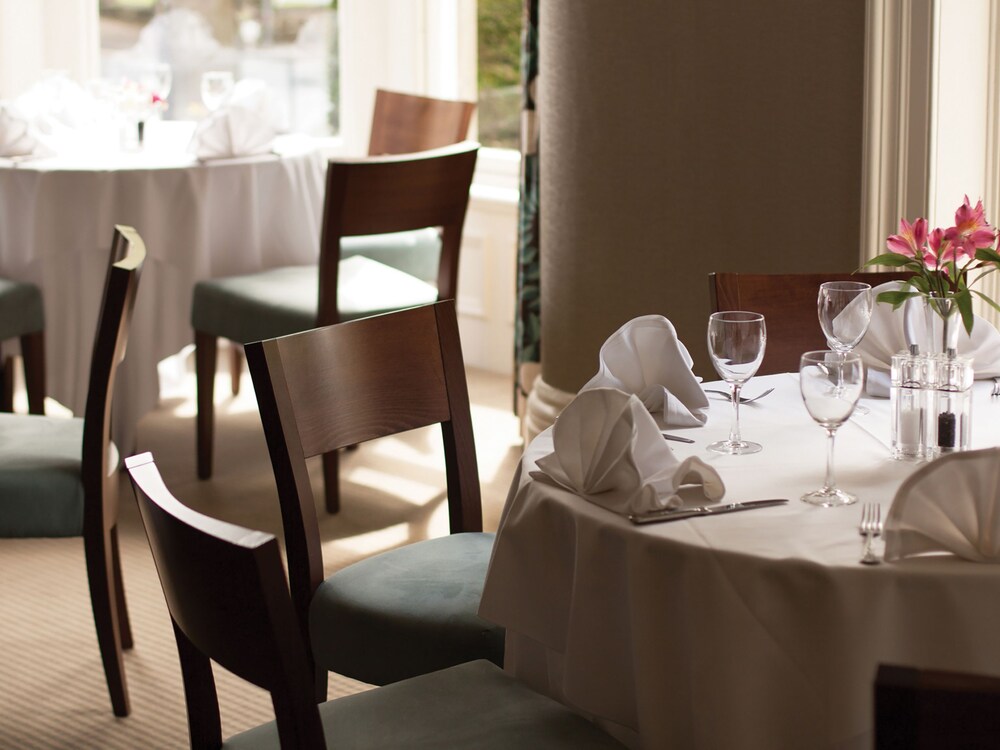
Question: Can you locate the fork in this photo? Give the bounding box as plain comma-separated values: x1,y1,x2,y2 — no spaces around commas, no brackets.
859,503,882,566
704,387,775,404
992,377,1000,398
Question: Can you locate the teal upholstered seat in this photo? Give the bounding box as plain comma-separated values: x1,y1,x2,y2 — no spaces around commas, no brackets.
340,227,441,283
0,278,44,341
309,532,504,686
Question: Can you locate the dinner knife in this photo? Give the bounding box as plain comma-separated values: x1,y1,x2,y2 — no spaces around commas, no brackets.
628,498,788,525
662,433,696,443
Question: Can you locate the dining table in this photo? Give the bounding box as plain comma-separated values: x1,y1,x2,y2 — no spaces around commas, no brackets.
0,122,326,450
480,373,1000,749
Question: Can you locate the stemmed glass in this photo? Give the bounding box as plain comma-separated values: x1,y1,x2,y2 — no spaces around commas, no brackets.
200,71,235,112
818,281,872,413
706,311,766,455
799,350,863,506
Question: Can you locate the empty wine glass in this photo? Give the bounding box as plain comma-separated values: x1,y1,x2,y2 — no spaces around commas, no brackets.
799,350,863,506
200,71,234,112
818,281,872,413
144,62,172,100
706,311,766,455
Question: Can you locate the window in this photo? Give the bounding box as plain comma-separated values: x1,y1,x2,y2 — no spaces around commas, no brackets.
477,0,520,150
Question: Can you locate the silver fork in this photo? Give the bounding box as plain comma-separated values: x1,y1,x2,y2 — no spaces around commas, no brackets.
859,503,882,566
992,377,1000,398
704,387,775,404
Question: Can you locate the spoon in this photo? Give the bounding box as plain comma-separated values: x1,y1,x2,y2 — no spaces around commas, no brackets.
704,387,775,405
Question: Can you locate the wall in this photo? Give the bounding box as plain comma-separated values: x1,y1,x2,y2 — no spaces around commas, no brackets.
539,0,869,388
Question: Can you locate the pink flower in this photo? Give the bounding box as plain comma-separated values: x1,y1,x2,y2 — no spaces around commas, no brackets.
886,217,928,258
943,195,996,260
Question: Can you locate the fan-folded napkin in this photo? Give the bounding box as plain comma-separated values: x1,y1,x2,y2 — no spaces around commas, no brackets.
531,387,725,516
856,282,1000,396
582,315,710,428
0,103,36,158
188,79,277,160
884,447,1000,562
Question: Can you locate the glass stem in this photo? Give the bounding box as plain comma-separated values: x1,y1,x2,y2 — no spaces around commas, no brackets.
729,383,743,445
824,427,838,492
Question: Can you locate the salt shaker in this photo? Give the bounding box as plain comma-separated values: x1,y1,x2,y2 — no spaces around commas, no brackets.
890,345,926,460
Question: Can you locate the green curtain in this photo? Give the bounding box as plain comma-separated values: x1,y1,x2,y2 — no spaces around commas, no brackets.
515,0,540,401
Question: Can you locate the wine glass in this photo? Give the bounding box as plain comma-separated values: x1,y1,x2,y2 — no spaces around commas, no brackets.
818,281,872,413
799,350,863,506
144,62,172,101
200,71,234,112
706,311,767,455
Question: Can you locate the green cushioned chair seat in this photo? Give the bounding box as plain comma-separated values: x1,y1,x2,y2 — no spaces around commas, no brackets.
0,414,116,538
191,255,438,345
0,278,44,341
223,659,624,750
309,532,505,686
339,229,441,285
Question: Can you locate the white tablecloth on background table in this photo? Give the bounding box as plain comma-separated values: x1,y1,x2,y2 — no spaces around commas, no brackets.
480,374,1000,750
0,126,326,449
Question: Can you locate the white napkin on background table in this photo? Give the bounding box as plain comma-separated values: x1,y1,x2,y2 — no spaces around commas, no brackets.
531,387,725,516
188,79,277,160
884,447,1000,563
0,103,37,157
582,315,710,428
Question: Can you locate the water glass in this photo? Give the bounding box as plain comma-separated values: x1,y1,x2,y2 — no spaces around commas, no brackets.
706,311,766,455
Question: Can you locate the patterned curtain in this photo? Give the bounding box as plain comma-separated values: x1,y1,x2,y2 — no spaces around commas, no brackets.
515,0,540,407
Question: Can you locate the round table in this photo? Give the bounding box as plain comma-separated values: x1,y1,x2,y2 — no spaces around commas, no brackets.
0,126,326,449
480,373,1000,749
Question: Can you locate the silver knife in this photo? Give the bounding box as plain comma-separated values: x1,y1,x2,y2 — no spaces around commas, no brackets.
662,433,696,443
628,498,788,525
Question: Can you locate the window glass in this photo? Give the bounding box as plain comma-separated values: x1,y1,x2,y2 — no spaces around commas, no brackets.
478,0,520,150
98,0,338,135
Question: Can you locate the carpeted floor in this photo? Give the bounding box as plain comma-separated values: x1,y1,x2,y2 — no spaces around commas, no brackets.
0,362,522,749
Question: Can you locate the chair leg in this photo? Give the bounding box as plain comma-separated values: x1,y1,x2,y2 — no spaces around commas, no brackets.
0,353,12,413
20,331,45,415
322,451,340,514
84,526,130,717
111,526,133,650
195,331,218,480
230,344,242,396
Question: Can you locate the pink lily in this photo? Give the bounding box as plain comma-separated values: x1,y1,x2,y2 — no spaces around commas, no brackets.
886,217,928,258
943,196,996,259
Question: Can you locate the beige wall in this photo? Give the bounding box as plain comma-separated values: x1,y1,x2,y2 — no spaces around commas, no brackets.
540,0,867,387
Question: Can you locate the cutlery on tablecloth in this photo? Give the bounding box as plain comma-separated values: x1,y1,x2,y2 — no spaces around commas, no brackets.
859,503,882,565
662,433,696,444
629,498,788,525
704,387,774,404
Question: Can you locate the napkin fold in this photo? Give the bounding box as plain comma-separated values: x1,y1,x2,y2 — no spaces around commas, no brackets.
532,387,725,516
188,79,277,160
856,282,1000,387
0,102,36,157
884,447,1000,563
582,315,710,428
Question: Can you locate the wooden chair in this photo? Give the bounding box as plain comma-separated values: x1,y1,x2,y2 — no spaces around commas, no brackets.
709,271,911,375
875,663,1000,748
125,451,624,750
193,142,479,515
0,277,45,414
244,301,504,692
0,225,145,716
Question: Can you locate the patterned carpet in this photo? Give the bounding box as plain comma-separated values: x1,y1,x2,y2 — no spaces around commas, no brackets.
0,365,521,749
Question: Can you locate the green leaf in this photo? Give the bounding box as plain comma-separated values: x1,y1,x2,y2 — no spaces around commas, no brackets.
972,289,1000,315
875,290,920,308
955,291,975,335
864,253,914,268
975,247,1000,264
907,275,930,294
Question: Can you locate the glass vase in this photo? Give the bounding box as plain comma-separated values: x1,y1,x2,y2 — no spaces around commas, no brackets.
924,294,961,357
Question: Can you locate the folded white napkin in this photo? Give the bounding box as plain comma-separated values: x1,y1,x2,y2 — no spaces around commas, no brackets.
857,282,1000,387
884,447,1000,562
188,79,277,160
582,315,710,428
531,387,725,516
0,102,36,157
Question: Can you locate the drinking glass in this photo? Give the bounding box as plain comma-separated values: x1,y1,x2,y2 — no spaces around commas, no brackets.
706,311,766,455
200,71,234,112
144,62,173,100
817,281,873,353
799,350,863,506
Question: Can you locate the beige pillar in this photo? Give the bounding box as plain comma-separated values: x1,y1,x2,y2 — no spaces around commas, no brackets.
526,0,869,437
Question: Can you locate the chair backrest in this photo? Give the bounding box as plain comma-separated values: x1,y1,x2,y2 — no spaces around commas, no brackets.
875,663,1000,748
245,300,482,625
368,88,476,157
81,225,145,533
317,141,479,326
125,452,325,749
709,271,911,375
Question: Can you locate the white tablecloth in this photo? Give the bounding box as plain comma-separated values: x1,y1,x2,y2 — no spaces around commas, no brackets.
480,374,1000,750
0,127,326,449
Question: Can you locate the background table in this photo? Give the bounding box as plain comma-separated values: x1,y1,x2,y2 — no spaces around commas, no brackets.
0,128,326,449
481,374,1000,749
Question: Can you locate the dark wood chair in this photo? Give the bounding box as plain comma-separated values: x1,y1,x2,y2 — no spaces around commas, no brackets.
709,271,911,375
0,225,145,716
125,451,624,750
193,142,479,514
244,301,504,692
0,277,45,414
875,663,1000,748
